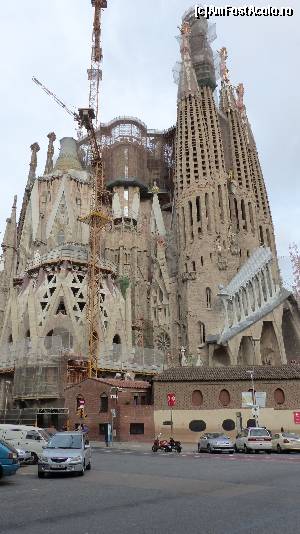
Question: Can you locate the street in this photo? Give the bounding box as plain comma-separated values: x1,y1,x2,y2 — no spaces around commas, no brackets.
1,448,300,534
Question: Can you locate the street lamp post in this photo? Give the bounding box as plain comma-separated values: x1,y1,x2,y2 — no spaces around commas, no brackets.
246,370,258,427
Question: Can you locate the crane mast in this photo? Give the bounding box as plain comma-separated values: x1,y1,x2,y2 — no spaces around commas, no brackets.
33,0,109,379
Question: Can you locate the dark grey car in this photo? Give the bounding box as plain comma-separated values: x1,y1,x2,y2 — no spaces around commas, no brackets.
198,433,234,453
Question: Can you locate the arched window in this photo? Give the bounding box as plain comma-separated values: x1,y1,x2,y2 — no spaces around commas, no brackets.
196,196,201,223
100,393,108,413
188,201,194,240
241,199,247,230
248,202,254,233
199,322,205,345
219,389,231,406
205,193,211,231
234,198,239,231
274,388,285,405
206,288,212,309
259,225,264,245
192,390,203,407
218,185,224,222
181,206,186,247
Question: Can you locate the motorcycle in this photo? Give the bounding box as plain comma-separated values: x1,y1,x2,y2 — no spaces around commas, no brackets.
152,435,182,453
169,438,182,453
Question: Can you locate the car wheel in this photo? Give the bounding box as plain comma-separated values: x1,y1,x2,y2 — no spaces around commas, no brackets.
197,445,201,453
38,471,45,479
0,466,3,479
86,462,91,470
78,462,85,476
30,452,38,465
244,445,250,454
234,445,239,453
277,444,282,454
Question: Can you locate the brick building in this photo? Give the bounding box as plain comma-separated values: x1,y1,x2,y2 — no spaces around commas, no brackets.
65,378,154,442
154,366,300,442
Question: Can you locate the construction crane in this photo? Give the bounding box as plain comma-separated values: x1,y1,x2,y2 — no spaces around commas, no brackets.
33,0,109,379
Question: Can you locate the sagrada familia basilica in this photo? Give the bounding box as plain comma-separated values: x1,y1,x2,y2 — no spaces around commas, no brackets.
0,7,299,409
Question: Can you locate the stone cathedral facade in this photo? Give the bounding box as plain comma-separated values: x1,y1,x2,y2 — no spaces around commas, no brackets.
0,9,300,407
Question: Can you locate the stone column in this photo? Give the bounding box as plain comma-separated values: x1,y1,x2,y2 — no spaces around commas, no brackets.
239,290,246,321
28,142,40,184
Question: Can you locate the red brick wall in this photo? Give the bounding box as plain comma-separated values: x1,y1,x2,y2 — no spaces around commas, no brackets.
64,379,154,441
154,379,300,410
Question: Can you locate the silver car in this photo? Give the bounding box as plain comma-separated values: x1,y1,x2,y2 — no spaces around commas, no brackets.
198,433,235,453
38,431,91,478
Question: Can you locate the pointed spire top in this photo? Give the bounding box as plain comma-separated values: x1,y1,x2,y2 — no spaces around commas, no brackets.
219,46,230,84
177,20,199,100
236,83,245,111
2,196,17,252
28,142,40,184
44,132,56,175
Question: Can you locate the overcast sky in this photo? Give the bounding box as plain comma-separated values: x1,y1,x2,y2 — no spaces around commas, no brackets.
0,0,298,284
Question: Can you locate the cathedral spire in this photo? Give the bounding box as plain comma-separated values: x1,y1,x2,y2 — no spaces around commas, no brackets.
27,142,40,185
44,132,56,175
2,195,17,253
177,21,199,100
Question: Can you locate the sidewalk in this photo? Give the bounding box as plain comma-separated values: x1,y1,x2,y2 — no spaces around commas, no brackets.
90,441,197,452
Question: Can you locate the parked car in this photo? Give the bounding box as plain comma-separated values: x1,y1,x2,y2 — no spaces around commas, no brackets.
272,432,300,453
0,438,20,479
198,433,235,453
235,427,272,453
38,431,91,478
0,425,50,464
15,448,32,464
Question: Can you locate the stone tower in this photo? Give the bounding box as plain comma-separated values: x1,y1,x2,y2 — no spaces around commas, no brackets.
171,11,294,367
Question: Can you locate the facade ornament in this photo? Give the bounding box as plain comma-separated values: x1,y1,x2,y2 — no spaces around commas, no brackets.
219,46,230,84
236,83,245,111
28,142,40,183
228,224,239,255
150,181,160,195
180,345,187,366
44,132,56,175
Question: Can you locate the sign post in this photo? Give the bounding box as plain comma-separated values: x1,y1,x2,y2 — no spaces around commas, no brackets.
167,393,176,435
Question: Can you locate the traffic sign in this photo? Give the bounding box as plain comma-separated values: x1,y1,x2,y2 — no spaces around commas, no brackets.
167,393,176,407
294,411,300,424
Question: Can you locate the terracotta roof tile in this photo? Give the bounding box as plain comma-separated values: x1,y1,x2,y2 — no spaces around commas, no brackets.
154,365,300,382
95,378,151,389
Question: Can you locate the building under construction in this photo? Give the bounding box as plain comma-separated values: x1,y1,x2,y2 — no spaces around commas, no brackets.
0,5,300,422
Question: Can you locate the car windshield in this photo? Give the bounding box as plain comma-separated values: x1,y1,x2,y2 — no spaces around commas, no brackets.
38,429,50,441
207,433,224,439
250,429,270,437
283,433,300,439
47,434,82,449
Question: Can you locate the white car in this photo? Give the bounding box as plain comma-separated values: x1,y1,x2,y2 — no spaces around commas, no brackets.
15,448,32,464
235,427,272,453
0,425,50,464
272,432,300,453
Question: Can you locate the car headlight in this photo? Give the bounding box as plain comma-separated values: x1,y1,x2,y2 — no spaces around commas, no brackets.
40,456,49,463
69,456,82,462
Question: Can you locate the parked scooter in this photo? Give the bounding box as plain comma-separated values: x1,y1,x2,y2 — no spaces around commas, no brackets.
152,435,182,453
169,437,182,453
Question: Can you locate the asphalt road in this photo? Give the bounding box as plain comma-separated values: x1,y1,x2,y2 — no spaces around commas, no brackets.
1,448,300,534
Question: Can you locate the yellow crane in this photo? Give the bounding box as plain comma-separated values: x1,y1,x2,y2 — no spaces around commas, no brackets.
33,0,109,378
